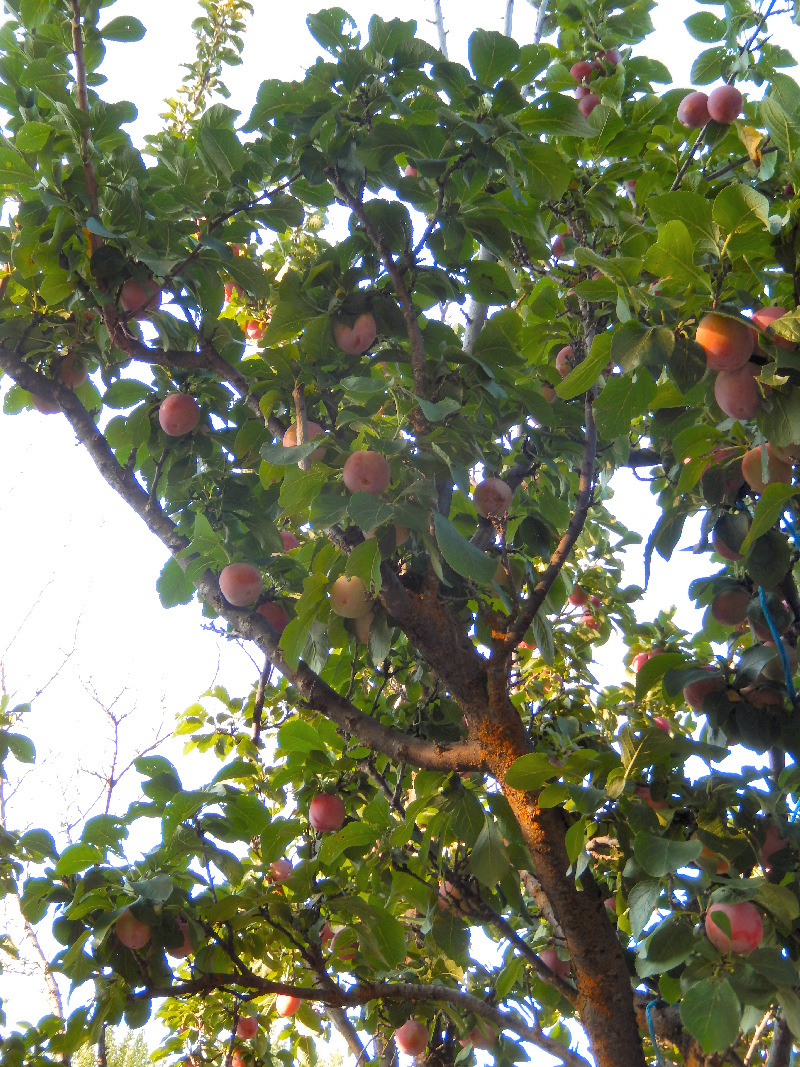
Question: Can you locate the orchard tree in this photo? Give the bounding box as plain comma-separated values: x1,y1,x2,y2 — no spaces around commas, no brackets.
5,0,800,1065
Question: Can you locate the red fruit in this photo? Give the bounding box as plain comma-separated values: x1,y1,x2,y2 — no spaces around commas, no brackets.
751,306,792,351
635,785,669,810
712,513,750,561
330,928,357,961
590,595,601,607
696,313,754,371
319,923,334,947
115,910,151,950
120,277,161,318
631,650,662,673
551,233,567,258
575,85,591,100
57,354,89,389
578,93,601,117
309,793,346,832
760,823,789,873
570,60,594,84
569,587,589,607
599,48,621,66
256,601,289,634
158,393,200,436
281,530,299,551
236,1017,258,1040
652,716,670,732
282,420,326,462
539,947,571,981
541,382,557,403
677,91,710,129
224,281,243,303
269,858,293,881
459,1024,495,1050
707,84,743,124
31,393,60,414
343,450,391,495
556,345,575,377
742,443,792,493
473,477,513,518
167,917,192,959
714,363,760,421
245,320,265,341
219,562,263,607
705,901,763,954
330,575,371,618
333,312,377,355
582,613,599,630
683,668,726,710
275,994,301,1017
711,586,750,626
403,165,418,177
394,1020,429,1057
741,683,785,708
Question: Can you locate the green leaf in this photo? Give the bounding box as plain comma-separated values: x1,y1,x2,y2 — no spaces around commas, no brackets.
628,879,661,940
739,483,799,553
39,269,74,307
643,220,713,291
470,820,510,887
260,440,326,466
633,831,702,876
685,11,725,42
416,397,461,422
691,46,725,85
759,96,800,155
103,380,153,409
647,192,718,253
318,823,379,866
5,732,35,763
99,16,146,41
277,719,325,754
504,752,559,791
556,331,613,400
755,882,800,926
162,790,209,845
15,122,52,153
433,512,497,585
713,185,770,235
777,987,800,1041
564,816,588,864
594,371,656,440
347,492,395,533
468,29,519,87
54,843,103,876
346,537,381,591
156,557,195,609
680,977,740,1054
638,915,696,975
634,652,687,703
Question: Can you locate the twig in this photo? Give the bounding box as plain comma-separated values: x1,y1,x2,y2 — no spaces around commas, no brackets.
69,0,99,250
292,384,310,472
533,0,548,44
251,653,271,744
431,0,448,57
504,0,514,37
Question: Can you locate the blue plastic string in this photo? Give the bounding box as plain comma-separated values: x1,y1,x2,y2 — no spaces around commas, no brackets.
791,797,800,824
758,588,798,704
646,1000,664,1066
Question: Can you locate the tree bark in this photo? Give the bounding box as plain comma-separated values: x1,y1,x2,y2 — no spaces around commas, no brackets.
767,1016,793,1067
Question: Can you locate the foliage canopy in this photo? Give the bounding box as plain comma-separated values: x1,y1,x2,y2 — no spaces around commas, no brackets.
5,1,800,1065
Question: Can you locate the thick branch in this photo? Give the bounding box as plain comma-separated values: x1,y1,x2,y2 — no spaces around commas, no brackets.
0,350,477,773
462,246,495,355
127,975,589,1067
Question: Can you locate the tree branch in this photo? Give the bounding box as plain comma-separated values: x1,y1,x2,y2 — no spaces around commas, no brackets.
126,975,590,1067
69,0,99,252
0,350,478,773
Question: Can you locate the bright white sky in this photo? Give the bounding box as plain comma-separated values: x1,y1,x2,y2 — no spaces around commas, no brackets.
1,0,798,1058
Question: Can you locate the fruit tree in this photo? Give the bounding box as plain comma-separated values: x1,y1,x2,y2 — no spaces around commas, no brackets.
6,0,800,1065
